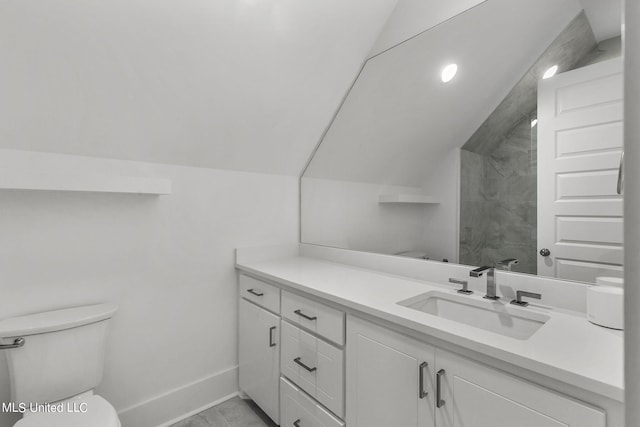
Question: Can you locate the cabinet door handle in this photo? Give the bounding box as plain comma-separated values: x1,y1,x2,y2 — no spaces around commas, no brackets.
436,369,445,408
293,357,317,372
293,420,301,427
269,326,276,347
419,361,428,398
247,289,264,297
294,309,317,321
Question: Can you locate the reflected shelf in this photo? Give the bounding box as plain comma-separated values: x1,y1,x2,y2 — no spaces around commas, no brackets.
378,194,439,204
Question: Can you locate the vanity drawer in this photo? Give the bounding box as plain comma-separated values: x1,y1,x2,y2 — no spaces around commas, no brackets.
282,291,345,345
281,377,345,427
239,274,280,314
281,320,344,418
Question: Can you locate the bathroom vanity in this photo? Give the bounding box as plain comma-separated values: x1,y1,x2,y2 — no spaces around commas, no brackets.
237,245,624,427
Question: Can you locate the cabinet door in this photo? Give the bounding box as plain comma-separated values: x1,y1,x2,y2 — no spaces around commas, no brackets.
346,315,435,427
435,350,605,427
239,298,280,424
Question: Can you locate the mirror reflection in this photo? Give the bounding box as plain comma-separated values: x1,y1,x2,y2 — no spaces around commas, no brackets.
301,0,623,283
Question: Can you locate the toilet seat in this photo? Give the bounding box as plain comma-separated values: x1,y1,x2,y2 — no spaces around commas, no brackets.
14,395,120,427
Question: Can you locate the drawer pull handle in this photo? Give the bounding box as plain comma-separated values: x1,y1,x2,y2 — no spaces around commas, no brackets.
294,357,317,372
419,361,428,398
293,420,301,427
247,289,264,297
436,369,445,408
269,326,276,347
294,309,317,321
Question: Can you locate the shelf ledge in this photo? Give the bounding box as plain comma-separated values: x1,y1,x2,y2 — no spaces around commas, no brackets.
0,172,172,195
378,194,439,204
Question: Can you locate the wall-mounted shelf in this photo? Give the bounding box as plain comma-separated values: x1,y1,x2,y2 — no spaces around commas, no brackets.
378,194,439,204
0,171,172,195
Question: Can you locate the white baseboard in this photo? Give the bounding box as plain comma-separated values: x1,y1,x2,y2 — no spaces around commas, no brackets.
117,366,239,427
156,392,238,427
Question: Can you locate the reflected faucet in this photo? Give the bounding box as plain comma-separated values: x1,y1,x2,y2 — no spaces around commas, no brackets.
469,266,500,300
497,258,519,271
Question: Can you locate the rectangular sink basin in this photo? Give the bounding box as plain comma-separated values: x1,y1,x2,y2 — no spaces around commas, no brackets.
397,291,549,340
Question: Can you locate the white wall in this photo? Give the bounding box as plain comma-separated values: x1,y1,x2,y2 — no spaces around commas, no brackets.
301,148,459,262
301,178,431,256
421,148,460,263
0,149,298,427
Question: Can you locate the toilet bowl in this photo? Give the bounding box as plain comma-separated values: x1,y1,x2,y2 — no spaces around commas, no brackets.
0,304,120,427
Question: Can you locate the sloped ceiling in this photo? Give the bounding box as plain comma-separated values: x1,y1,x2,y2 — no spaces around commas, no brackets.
305,0,586,186
0,0,398,175
580,0,623,41
369,0,486,57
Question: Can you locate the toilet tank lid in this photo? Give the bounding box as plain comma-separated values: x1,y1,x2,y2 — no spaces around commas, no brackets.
0,303,118,338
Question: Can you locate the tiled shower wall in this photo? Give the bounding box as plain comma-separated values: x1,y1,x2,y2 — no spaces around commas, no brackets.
459,117,538,274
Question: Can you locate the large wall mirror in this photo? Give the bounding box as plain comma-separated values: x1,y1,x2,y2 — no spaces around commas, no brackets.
301,0,623,284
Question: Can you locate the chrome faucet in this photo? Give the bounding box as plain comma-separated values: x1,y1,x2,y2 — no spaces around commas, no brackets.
469,266,500,300
497,258,519,271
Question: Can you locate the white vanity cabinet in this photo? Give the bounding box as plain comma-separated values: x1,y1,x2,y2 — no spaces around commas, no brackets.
238,275,347,427
238,275,281,424
347,315,606,427
238,268,614,427
346,315,436,427
436,350,605,427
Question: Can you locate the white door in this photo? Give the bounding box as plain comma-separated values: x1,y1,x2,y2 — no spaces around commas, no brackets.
435,350,605,427
346,315,435,427
537,58,623,282
239,298,280,424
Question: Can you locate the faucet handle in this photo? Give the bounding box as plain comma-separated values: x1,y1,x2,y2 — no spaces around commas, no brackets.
449,278,473,295
511,290,541,307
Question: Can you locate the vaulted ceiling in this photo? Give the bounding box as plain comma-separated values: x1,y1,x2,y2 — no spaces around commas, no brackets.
0,0,620,179
305,0,621,186
0,0,399,175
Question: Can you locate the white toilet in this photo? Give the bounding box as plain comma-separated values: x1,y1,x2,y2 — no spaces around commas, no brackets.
0,303,120,426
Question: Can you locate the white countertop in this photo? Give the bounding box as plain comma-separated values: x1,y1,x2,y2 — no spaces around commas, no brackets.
236,255,624,402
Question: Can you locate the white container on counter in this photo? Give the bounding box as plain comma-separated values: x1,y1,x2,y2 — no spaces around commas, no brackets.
587,277,624,330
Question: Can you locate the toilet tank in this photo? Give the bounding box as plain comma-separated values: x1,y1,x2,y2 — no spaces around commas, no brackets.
0,303,118,404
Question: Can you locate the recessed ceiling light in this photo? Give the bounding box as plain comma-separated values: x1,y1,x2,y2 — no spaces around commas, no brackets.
530,118,538,128
441,64,458,83
543,65,558,79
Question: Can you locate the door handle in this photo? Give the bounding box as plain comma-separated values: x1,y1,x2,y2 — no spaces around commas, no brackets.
247,289,264,297
617,151,624,195
419,361,428,398
436,369,446,408
269,326,276,347
293,357,317,372
539,248,550,257
294,309,317,321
